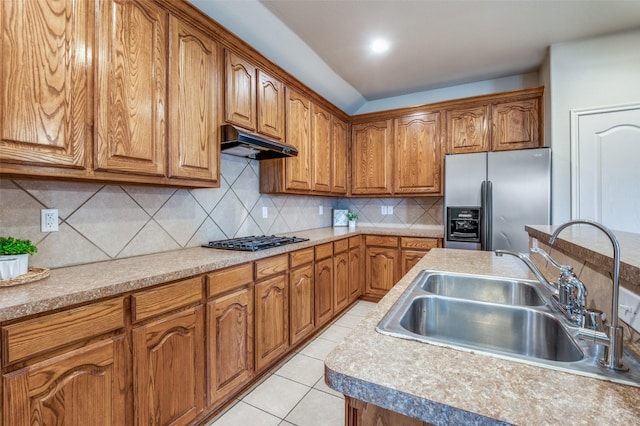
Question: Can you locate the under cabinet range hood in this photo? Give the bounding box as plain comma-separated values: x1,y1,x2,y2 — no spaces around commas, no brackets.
220,124,298,160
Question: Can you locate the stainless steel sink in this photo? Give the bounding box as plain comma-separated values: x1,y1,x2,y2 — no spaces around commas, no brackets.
420,272,544,306
400,296,582,362
376,270,640,387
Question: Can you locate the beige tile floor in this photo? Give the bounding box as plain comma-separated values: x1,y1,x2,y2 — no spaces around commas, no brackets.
207,300,377,426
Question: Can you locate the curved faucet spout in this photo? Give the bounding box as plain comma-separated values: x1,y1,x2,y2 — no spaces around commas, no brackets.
494,250,557,294
550,219,626,371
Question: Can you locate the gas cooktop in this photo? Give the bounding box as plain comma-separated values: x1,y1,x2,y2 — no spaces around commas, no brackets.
203,235,309,252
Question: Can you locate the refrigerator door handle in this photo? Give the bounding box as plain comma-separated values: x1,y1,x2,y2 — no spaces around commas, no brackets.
486,180,493,251
480,181,487,250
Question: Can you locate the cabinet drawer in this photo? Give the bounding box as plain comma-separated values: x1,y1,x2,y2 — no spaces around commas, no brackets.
132,277,203,323
290,248,314,268
207,263,253,297
400,237,439,250
365,235,398,248
333,239,349,254
255,254,288,280
2,298,124,364
348,236,361,249
315,242,333,260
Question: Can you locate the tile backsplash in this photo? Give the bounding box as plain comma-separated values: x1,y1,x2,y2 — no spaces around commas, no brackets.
0,155,442,269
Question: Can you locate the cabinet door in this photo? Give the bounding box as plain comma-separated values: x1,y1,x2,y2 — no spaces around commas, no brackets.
348,246,362,303
311,103,332,192
351,120,393,195
491,98,540,151
365,247,398,299
168,16,219,182
225,51,256,130
446,105,489,154
3,337,126,426
133,306,205,426
96,0,167,176
289,264,315,346
255,274,289,372
208,285,253,406
394,112,442,194
331,116,348,194
257,69,285,140
1,0,89,170
285,88,312,190
401,250,428,276
333,251,350,313
314,257,334,328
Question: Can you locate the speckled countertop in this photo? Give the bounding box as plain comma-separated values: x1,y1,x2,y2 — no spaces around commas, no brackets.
0,226,442,322
325,248,640,425
526,225,640,289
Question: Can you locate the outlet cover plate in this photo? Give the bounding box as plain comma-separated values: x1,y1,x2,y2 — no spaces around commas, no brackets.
41,209,59,232
619,286,640,332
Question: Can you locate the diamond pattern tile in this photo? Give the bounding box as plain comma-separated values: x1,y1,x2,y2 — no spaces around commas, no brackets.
153,190,208,246
16,179,102,219
66,186,149,257
117,220,180,258
211,190,250,238
122,185,175,216
232,165,260,211
0,179,47,245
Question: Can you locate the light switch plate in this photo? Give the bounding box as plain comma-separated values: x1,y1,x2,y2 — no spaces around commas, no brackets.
381,206,388,215
387,205,394,215
319,205,323,215
619,286,640,332
262,206,268,219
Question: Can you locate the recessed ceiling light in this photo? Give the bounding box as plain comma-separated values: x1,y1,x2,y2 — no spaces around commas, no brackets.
370,38,390,54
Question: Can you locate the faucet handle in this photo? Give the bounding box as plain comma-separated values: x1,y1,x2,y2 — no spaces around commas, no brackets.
530,247,574,273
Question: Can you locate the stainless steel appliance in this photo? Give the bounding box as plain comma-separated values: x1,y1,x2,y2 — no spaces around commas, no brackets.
204,235,309,251
444,148,551,253
220,124,298,160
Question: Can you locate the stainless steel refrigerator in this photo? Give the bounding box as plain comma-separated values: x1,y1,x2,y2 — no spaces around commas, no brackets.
444,148,551,253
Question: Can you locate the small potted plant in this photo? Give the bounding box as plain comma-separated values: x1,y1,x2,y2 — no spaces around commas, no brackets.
347,211,358,230
0,237,38,280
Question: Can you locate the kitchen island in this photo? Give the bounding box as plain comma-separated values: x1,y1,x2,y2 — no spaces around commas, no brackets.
325,248,640,425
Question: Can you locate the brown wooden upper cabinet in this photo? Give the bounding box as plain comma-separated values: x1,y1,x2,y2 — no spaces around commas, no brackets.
168,15,220,182
285,88,313,191
96,0,168,176
331,117,349,194
393,112,442,194
491,97,540,151
224,50,285,141
311,103,332,193
446,89,542,154
0,0,90,173
351,119,394,195
446,105,490,154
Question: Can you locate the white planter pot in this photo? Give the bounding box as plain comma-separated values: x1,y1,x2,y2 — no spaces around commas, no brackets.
0,254,29,280
348,220,356,230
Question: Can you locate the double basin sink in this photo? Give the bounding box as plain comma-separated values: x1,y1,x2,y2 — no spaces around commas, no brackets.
376,270,640,387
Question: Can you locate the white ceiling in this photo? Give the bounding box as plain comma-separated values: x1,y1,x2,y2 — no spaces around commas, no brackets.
190,0,640,113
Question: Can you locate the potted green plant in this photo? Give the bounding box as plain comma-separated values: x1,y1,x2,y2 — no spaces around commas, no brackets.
0,237,38,280
347,211,358,230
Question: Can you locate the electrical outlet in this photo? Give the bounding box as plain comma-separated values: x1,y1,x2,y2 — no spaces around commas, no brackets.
319,205,323,215
387,205,394,215
41,209,59,232
262,206,268,219
619,286,640,332
381,205,388,215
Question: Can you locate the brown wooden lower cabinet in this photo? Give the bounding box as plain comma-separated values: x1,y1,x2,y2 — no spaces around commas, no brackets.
132,306,205,426
315,256,334,328
208,285,254,406
3,336,127,426
333,250,350,312
254,274,289,372
349,245,363,302
365,246,399,299
289,263,315,345
345,396,434,426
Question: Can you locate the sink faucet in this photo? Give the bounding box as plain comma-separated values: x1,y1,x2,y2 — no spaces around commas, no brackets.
495,248,587,324
549,220,627,372
494,250,558,293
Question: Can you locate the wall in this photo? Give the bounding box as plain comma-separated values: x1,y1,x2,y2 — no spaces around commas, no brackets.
352,72,541,115
548,29,640,224
0,155,442,269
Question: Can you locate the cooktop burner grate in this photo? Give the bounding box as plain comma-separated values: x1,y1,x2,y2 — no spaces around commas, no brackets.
203,235,309,252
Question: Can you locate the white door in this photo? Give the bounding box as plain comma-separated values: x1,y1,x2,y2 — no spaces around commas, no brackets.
572,105,640,232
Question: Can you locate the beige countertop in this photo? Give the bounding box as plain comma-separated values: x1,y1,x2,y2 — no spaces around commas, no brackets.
0,226,442,322
526,225,640,288
325,248,640,425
